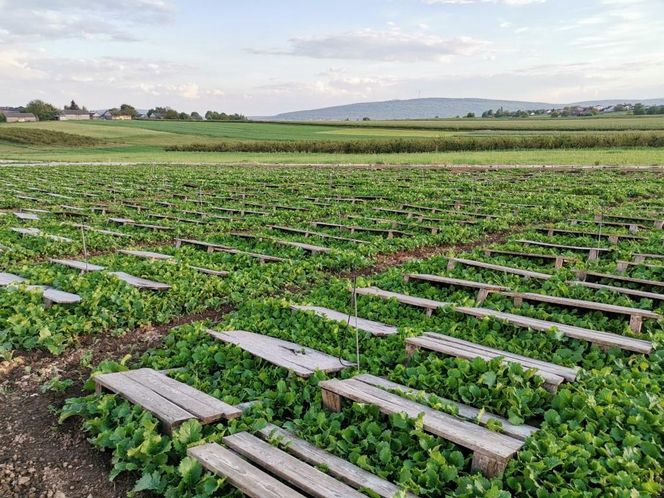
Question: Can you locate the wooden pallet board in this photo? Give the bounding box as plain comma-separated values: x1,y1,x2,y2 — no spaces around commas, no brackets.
353,375,537,441
406,332,577,391
175,238,285,263
109,271,171,291
633,253,664,264
188,443,306,498
536,227,647,243
404,274,508,304
95,368,241,433
190,266,229,277
575,270,664,290
515,240,610,261
567,280,664,303
291,305,398,336
447,258,553,280
257,423,418,498
482,249,578,269
454,306,653,354
118,249,175,261
354,286,452,316
320,377,524,477
11,227,73,242
616,260,664,273
311,221,411,239
48,258,106,272
598,213,663,229
72,223,131,237
570,219,643,233
502,291,660,333
14,211,40,221
0,272,27,286
269,225,368,244
224,432,367,498
40,287,82,305
206,329,354,377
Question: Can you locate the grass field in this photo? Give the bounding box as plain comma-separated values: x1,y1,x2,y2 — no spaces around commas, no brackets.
0,116,663,165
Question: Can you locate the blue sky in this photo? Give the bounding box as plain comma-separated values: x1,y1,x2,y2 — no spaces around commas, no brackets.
0,0,662,115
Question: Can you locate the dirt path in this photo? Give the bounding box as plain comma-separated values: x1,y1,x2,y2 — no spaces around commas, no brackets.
0,307,229,498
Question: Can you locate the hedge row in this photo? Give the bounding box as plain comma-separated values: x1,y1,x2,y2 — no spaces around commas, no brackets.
167,132,664,154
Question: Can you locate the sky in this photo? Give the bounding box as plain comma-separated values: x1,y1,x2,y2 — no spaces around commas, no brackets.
0,0,662,115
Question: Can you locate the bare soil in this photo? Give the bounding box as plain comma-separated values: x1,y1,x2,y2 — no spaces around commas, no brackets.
0,307,230,498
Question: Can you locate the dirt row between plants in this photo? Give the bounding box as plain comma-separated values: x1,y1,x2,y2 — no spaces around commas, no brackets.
0,227,521,498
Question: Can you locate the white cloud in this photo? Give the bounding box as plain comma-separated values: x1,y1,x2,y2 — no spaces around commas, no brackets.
251,27,491,62
0,0,175,41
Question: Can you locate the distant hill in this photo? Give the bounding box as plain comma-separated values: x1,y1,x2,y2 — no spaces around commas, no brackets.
258,97,664,121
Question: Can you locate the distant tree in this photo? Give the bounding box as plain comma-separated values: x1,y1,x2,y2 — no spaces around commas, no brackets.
178,112,190,120
465,112,475,118
0,112,6,123
24,99,59,121
633,103,646,115
191,111,203,120
362,116,371,121
164,109,179,120
65,100,81,111
148,107,169,119
119,104,139,118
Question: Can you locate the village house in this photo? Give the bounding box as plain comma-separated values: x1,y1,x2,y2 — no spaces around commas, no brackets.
57,109,91,120
100,110,132,120
2,111,38,123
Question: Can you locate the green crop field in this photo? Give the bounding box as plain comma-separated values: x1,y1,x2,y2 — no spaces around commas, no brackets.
1,115,663,165
1,163,663,497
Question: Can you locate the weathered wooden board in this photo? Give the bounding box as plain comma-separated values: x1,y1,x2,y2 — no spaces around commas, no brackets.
206,329,354,377
188,443,305,498
536,227,647,243
353,287,452,316
11,227,73,242
95,369,240,432
447,258,552,280
575,270,664,290
616,260,664,273
311,221,410,238
109,271,171,291
48,258,106,272
405,274,508,303
190,266,229,277
568,280,664,303
258,423,418,498
454,306,653,354
354,375,537,441
118,249,175,261
482,249,578,269
40,287,82,305
320,377,524,477
502,291,660,333
291,305,397,336
515,240,610,261
269,225,368,244
406,332,577,391
0,272,27,286
14,211,40,220
224,432,367,498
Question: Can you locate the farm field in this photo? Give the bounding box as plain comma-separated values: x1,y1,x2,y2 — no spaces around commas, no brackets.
0,115,663,165
1,163,663,497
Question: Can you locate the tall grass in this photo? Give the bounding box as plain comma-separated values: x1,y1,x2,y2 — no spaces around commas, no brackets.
167,132,664,154
0,127,102,146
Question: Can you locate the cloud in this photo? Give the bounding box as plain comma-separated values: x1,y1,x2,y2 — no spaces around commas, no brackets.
251,27,491,62
0,0,175,41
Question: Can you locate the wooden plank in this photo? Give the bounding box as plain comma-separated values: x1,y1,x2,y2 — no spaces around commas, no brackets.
447,258,552,280
206,329,354,377
0,272,27,286
48,258,105,272
503,291,660,325
482,249,578,268
109,271,171,291
616,260,664,273
14,211,39,220
454,306,653,354
11,227,73,242
515,240,610,260
269,225,368,244
128,369,241,422
633,253,664,264
406,333,574,391
188,443,305,498
40,287,81,305
94,372,194,432
224,432,367,498
536,227,647,242
319,378,523,477
190,266,229,277
257,424,418,498
568,280,664,303
405,274,507,303
311,221,411,238
353,375,537,441
291,305,397,336
118,249,174,261
353,287,452,316
575,270,664,290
